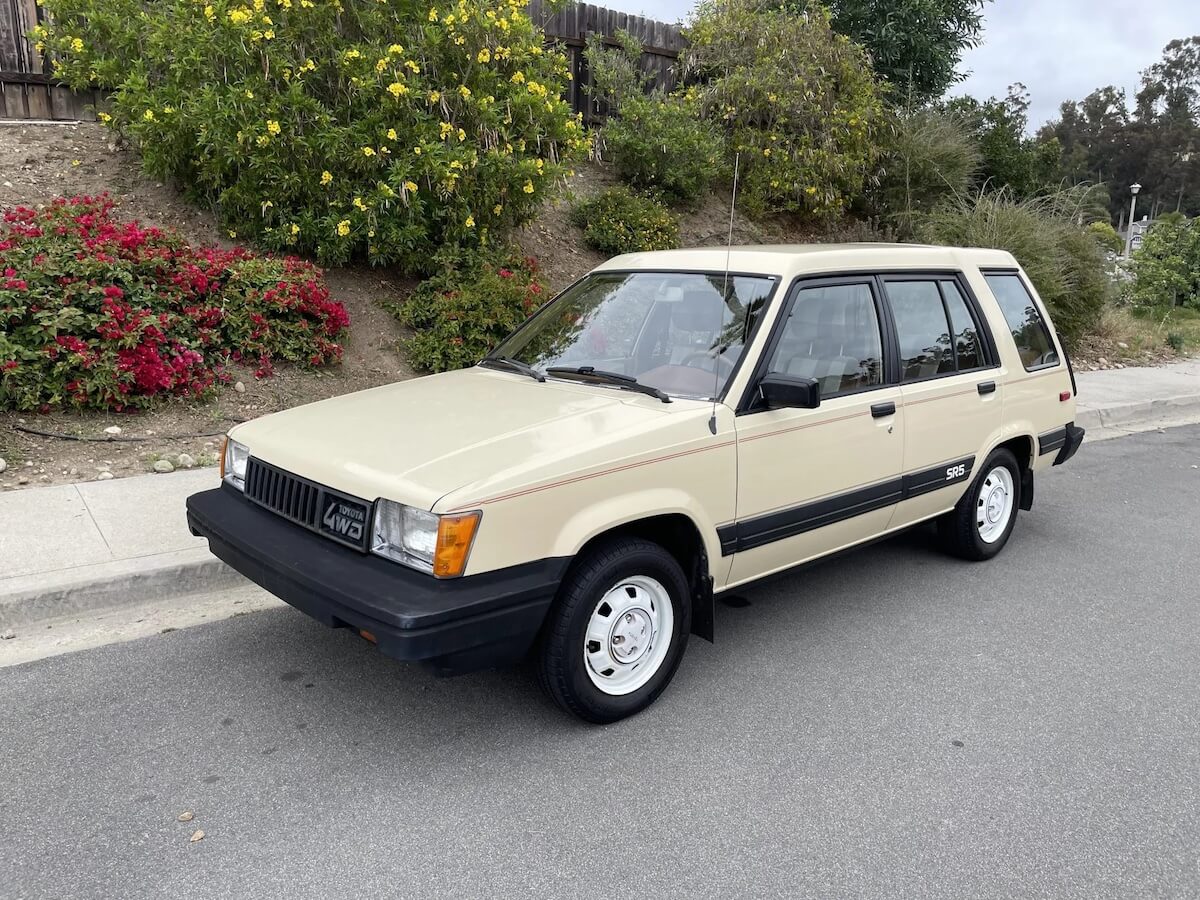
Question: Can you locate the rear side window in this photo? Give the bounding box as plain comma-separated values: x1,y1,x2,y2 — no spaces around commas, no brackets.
885,279,991,381
985,273,1060,370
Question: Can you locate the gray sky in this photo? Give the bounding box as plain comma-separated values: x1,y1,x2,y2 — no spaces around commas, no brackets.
594,0,1198,130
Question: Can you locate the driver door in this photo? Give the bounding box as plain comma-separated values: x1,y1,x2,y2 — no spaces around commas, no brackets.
727,277,904,587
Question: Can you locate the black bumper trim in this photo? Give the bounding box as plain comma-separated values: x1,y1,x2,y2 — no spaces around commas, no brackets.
1038,426,1068,456
1053,423,1085,466
186,486,567,674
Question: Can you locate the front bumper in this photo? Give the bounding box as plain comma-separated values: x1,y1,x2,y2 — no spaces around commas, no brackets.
186,485,566,674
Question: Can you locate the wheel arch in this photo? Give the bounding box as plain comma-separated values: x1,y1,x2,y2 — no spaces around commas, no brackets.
984,432,1036,511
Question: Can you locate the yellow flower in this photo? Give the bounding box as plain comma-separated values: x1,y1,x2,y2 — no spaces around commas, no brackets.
263,28,274,39
439,121,453,139
763,148,771,157
449,160,463,170
266,119,281,135
522,180,534,194
97,111,112,123
353,196,367,210
806,186,818,195
457,128,466,142
228,230,238,238
404,180,419,193
387,82,409,98
303,59,316,72
428,90,441,103
457,85,471,100
414,146,422,155
70,37,84,52
143,109,155,122
388,44,404,56
344,49,361,60
336,219,351,236
362,146,376,156
320,170,333,185
228,8,251,24
477,48,490,63
464,215,475,228
493,203,503,215
428,6,438,20
405,60,420,74
454,34,465,45
375,58,388,73
256,134,270,147
203,4,214,20
290,223,300,236
245,89,254,98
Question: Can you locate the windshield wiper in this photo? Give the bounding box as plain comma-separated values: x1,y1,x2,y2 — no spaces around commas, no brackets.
546,366,671,403
481,356,545,382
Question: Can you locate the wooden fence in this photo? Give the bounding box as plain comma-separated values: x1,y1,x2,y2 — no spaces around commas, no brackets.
528,0,685,124
0,0,103,119
0,0,679,122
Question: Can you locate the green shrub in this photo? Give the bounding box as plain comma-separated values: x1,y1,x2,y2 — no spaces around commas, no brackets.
0,195,347,412
1167,331,1186,352
584,31,723,204
1087,221,1124,255
682,0,884,217
570,187,680,255
1131,219,1200,309
37,0,586,272
394,247,546,372
921,187,1113,343
875,107,979,236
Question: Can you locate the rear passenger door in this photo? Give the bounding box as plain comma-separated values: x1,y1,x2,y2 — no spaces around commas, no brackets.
882,274,1003,528
727,278,904,587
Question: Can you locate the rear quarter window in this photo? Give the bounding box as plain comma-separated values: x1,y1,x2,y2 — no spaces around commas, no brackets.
984,273,1060,370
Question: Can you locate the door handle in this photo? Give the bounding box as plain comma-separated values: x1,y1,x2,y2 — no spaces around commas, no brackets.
871,401,896,419
977,381,997,395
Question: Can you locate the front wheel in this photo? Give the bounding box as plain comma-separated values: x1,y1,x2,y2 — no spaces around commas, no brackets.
537,537,691,724
938,447,1021,561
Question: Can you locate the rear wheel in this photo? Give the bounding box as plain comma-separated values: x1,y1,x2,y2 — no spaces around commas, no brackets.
939,447,1021,561
537,537,691,724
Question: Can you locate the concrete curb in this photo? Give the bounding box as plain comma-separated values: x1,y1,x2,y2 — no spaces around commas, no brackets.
0,548,247,631
1076,393,1200,432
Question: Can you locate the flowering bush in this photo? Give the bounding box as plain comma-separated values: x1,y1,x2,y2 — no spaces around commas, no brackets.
682,0,883,218
37,0,586,272
395,246,546,371
570,187,680,255
0,196,348,411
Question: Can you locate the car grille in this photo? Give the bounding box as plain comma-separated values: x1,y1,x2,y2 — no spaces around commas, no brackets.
244,458,323,530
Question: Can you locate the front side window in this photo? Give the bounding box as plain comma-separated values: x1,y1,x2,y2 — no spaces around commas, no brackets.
766,283,884,398
984,273,1060,370
488,271,776,400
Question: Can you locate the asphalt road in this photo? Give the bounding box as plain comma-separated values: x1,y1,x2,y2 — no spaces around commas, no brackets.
3,426,1199,900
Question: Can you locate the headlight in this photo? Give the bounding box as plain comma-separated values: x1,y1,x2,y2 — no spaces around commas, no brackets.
371,499,481,578
221,437,250,491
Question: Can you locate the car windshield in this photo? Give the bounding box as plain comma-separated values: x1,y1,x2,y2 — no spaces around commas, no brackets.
487,271,777,400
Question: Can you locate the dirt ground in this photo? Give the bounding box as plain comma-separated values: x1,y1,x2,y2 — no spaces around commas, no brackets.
0,121,414,490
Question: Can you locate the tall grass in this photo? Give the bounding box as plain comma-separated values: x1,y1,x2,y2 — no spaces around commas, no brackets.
920,186,1113,344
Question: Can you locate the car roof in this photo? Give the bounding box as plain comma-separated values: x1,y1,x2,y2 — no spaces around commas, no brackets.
594,244,1019,280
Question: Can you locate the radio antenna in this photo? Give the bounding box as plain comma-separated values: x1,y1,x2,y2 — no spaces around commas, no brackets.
709,152,740,436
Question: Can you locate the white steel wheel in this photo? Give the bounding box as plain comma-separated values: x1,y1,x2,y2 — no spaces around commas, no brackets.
976,465,1015,544
582,575,675,696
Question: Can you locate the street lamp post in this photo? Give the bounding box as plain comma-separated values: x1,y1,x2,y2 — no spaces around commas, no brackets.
1124,183,1142,258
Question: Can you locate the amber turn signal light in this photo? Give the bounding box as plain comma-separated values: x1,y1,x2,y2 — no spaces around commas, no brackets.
433,512,481,578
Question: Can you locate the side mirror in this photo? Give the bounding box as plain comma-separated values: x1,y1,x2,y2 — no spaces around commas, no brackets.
758,373,821,410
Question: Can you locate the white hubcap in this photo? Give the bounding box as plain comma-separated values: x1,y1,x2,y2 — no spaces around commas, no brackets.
583,575,674,696
977,466,1015,543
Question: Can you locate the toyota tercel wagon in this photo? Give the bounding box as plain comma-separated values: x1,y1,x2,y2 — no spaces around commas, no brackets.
187,245,1084,723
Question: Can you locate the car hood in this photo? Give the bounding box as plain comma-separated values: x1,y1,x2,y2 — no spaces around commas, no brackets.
232,366,695,510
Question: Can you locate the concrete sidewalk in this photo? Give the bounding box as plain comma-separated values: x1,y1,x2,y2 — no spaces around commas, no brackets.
0,467,241,630
2,358,1199,633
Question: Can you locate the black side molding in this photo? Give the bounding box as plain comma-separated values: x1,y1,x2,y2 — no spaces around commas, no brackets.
1038,426,1068,456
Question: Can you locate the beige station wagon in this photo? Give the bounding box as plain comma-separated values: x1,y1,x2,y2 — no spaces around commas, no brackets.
188,245,1084,723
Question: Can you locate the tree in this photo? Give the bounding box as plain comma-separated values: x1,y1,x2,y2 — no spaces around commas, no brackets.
823,0,989,103
943,85,1059,196
1132,219,1200,309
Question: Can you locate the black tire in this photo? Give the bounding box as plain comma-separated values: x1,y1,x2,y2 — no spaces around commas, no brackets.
537,537,691,724
938,447,1022,561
